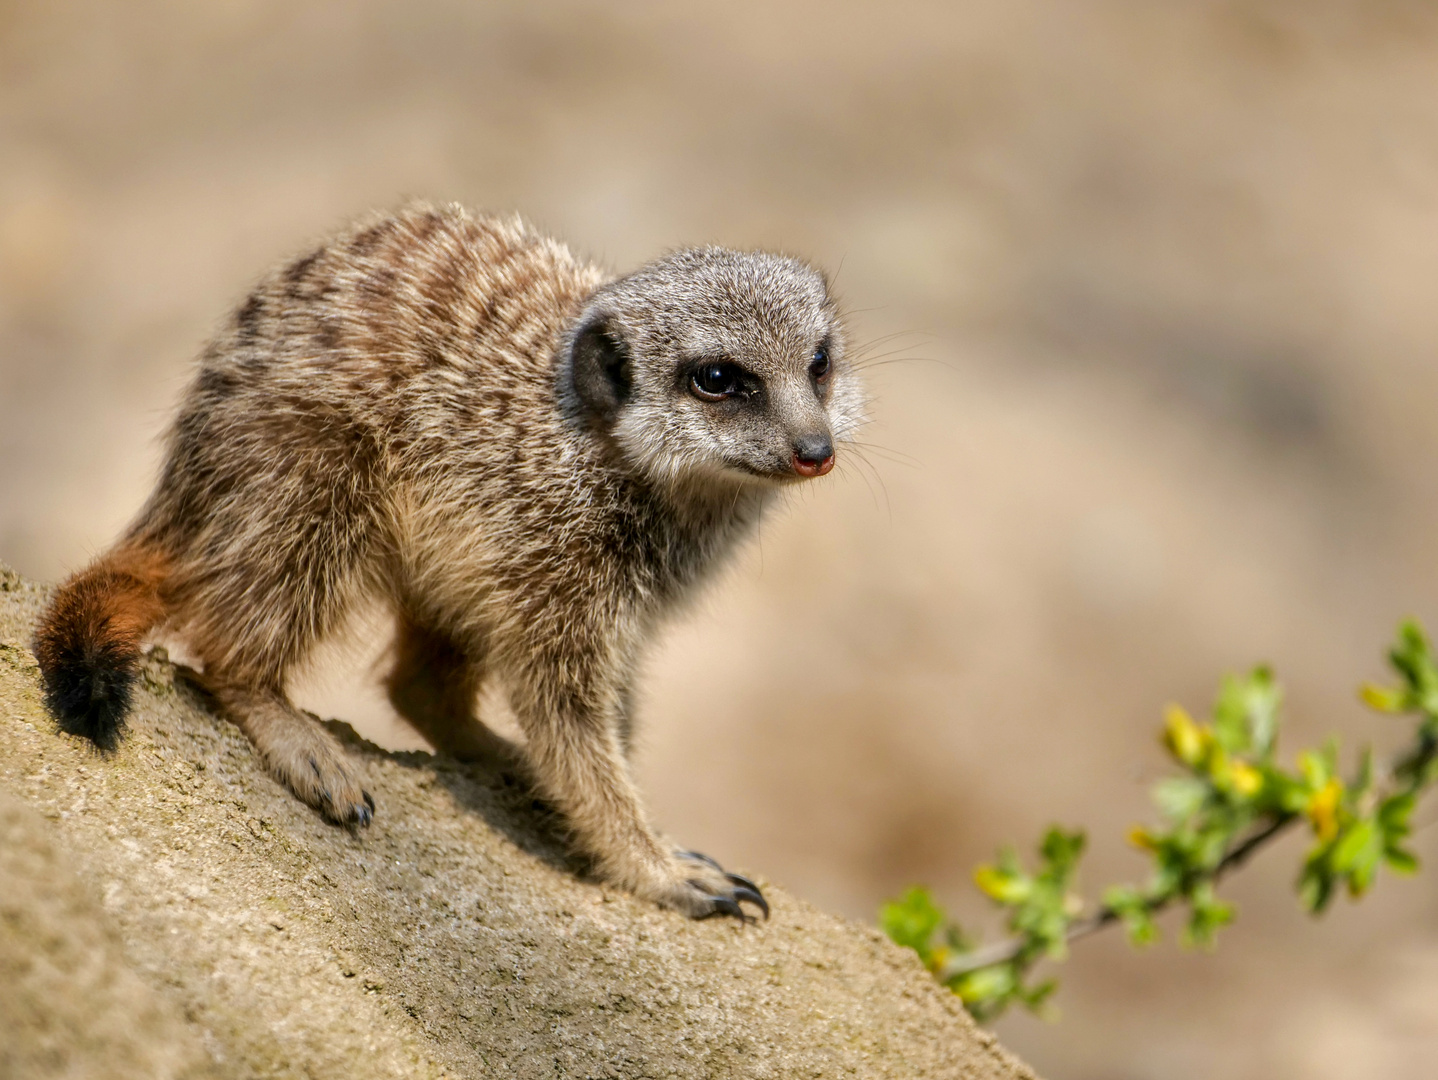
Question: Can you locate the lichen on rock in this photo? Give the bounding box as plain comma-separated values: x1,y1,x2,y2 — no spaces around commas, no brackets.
0,562,1036,1079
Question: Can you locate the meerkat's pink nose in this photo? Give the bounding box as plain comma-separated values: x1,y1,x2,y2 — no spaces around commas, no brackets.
793,454,834,477
792,434,835,477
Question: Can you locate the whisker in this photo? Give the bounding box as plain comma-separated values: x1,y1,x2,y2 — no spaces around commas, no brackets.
849,339,932,366
847,329,937,362
838,450,881,512
848,440,920,469
850,329,922,352
839,448,892,521
850,355,946,372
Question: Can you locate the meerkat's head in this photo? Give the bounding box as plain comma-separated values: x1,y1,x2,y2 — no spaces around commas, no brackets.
560,247,865,491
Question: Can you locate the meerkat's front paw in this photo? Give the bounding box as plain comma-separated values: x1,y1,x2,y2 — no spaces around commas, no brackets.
650,850,769,922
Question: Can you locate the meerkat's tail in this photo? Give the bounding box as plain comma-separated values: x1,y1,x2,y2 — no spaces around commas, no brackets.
33,541,172,751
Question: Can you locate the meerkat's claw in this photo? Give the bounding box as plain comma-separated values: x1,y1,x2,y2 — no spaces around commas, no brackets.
697,894,752,922
321,788,373,828
724,874,770,919
676,851,770,921
349,790,375,827
724,870,761,893
728,884,770,920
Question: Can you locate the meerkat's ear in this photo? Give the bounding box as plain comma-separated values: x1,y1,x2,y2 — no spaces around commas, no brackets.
569,314,632,428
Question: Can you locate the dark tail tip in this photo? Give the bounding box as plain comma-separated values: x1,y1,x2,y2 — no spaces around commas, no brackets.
33,545,169,753
39,640,138,753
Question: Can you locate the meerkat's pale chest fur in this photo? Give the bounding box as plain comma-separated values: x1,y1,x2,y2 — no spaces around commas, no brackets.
34,203,865,919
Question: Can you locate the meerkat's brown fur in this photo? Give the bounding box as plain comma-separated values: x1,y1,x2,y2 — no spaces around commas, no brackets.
34,203,864,919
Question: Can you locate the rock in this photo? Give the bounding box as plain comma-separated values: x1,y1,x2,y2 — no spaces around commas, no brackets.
0,563,1036,1079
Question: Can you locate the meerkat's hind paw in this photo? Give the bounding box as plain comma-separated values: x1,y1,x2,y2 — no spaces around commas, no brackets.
272,741,374,828
676,850,770,921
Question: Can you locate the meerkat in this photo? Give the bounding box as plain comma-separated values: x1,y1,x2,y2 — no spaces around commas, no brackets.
33,202,864,920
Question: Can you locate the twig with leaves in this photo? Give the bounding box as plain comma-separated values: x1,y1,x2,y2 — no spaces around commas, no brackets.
881,620,1438,1020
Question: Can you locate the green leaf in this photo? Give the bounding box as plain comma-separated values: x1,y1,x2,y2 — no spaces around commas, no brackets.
1331,819,1376,872
944,922,974,954
1103,885,1158,947
1264,768,1310,815
1299,749,1332,790
1212,668,1281,756
1378,793,1419,875
1181,883,1235,949
1378,791,1416,837
880,887,945,960
1384,847,1420,875
1246,667,1282,756
1212,675,1250,754
1039,827,1087,876
1352,747,1375,799
1390,620,1438,714
1298,860,1334,914
1153,777,1208,822
953,964,1016,1015
1017,977,1060,1015
1332,819,1382,896
1124,909,1158,946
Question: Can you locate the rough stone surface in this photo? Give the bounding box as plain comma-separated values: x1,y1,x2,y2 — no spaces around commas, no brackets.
0,563,1036,1079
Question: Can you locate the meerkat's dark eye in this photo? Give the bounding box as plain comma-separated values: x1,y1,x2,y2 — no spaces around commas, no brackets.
809,345,832,382
691,362,744,401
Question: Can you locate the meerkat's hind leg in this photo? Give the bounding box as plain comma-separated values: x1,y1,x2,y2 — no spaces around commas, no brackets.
211,683,374,826
384,619,516,763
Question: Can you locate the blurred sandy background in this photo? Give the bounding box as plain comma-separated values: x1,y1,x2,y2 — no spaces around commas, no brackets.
6,1,1438,1075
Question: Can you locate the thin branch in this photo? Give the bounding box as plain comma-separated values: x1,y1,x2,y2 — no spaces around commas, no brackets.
940,811,1299,978
943,715,1438,981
